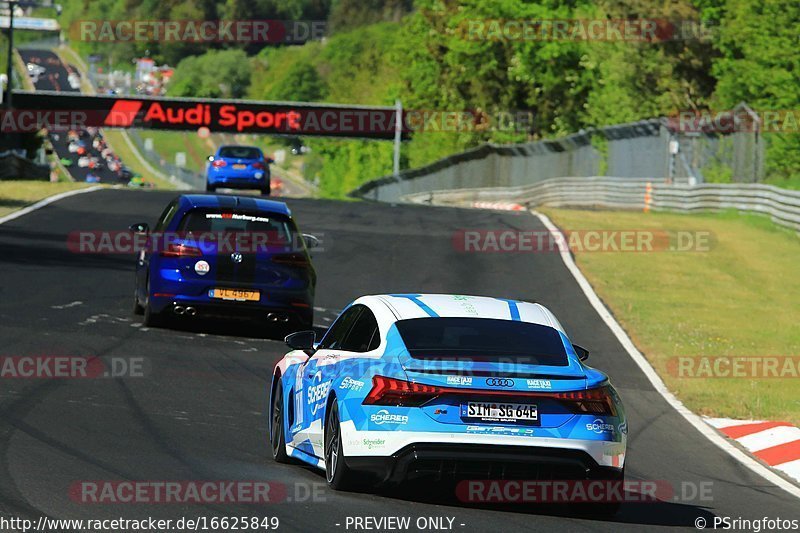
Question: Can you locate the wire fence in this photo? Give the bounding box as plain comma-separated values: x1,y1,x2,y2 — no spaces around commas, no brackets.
352,104,766,203
126,129,206,189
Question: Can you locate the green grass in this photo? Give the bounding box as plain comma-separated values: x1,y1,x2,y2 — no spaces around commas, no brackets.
138,131,214,174
541,207,800,425
0,181,92,218
101,130,176,190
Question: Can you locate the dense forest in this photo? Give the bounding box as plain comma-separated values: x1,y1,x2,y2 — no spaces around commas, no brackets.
62,0,800,196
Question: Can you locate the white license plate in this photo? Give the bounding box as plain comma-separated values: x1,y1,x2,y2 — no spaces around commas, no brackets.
463,402,538,423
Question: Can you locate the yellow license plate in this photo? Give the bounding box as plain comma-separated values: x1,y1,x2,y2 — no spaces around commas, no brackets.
210,288,260,301
233,164,247,169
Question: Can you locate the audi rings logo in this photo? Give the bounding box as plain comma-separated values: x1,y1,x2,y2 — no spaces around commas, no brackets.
485,378,514,387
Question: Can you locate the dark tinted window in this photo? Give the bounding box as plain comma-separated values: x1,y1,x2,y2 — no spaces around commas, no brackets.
317,306,362,350
395,318,568,366
218,146,262,159
341,308,379,352
177,209,296,247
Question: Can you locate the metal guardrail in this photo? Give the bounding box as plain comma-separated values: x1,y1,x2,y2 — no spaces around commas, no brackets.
402,177,800,232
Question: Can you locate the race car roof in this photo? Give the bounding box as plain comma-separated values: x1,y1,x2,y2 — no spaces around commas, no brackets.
180,194,291,216
372,293,564,332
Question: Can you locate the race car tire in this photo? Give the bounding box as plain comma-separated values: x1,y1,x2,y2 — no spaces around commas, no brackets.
270,379,291,464
205,183,216,193
325,402,359,490
142,279,166,328
132,287,144,315
260,187,271,196
571,466,625,518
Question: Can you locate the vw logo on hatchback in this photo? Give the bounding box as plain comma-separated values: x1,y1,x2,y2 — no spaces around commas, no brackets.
230,252,243,263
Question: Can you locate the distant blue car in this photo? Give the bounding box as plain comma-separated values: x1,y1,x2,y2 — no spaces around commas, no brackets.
131,194,316,330
206,145,272,195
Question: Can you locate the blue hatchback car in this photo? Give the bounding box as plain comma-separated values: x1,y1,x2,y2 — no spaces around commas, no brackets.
131,194,316,330
206,145,273,195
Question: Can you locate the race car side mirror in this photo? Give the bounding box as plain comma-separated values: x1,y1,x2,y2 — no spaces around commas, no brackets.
573,344,589,361
129,222,149,234
303,234,320,250
285,330,316,352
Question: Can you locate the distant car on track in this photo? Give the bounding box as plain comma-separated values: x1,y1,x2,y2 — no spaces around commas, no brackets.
131,194,317,330
269,294,627,512
206,145,273,195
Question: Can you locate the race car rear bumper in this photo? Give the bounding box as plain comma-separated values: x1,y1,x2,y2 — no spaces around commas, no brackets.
346,443,622,485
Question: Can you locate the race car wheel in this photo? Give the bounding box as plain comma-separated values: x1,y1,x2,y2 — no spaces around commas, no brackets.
205,183,216,193
325,402,358,490
260,187,270,196
573,466,625,518
270,380,290,464
142,279,165,328
132,287,144,315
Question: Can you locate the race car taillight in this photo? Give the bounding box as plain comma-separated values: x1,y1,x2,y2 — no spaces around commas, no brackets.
252,162,266,170
551,386,617,416
363,375,617,415
160,243,202,257
212,160,227,168
363,376,440,407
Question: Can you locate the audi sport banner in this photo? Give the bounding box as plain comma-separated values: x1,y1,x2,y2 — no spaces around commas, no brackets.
9,91,408,140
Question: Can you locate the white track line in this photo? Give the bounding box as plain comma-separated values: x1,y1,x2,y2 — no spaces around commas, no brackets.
531,209,800,499
0,186,103,226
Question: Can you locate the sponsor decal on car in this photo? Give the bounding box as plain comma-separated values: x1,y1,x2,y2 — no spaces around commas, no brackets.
446,375,473,386
362,438,385,450
339,376,365,391
465,425,536,436
194,260,210,275
307,371,331,416
586,418,616,434
526,379,552,389
369,409,409,426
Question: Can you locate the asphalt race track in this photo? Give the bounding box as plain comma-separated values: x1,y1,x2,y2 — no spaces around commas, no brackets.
0,189,797,531
17,50,125,185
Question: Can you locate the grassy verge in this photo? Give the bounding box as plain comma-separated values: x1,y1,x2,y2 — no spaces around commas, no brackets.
101,130,176,190
0,181,92,218
540,207,800,425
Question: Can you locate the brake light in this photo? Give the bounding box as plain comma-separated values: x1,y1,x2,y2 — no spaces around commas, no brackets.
271,253,310,267
363,376,440,407
252,161,266,170
363,376,616,414
212,159,227,168
160,243,202,257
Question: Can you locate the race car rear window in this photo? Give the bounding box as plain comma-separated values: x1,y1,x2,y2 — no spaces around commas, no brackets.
395,318,568,366
177,209,297,247
218,146,262,159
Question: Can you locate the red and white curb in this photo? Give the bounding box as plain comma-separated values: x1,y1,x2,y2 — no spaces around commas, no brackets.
705,418,800,484
472,201,525,211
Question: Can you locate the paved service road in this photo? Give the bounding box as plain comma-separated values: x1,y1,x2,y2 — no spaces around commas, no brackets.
0,190,797,531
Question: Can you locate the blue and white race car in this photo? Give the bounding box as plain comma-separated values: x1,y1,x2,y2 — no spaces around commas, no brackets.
269,294,626,494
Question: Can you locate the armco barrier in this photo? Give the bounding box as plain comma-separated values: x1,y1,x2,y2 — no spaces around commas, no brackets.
402,177,800,232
